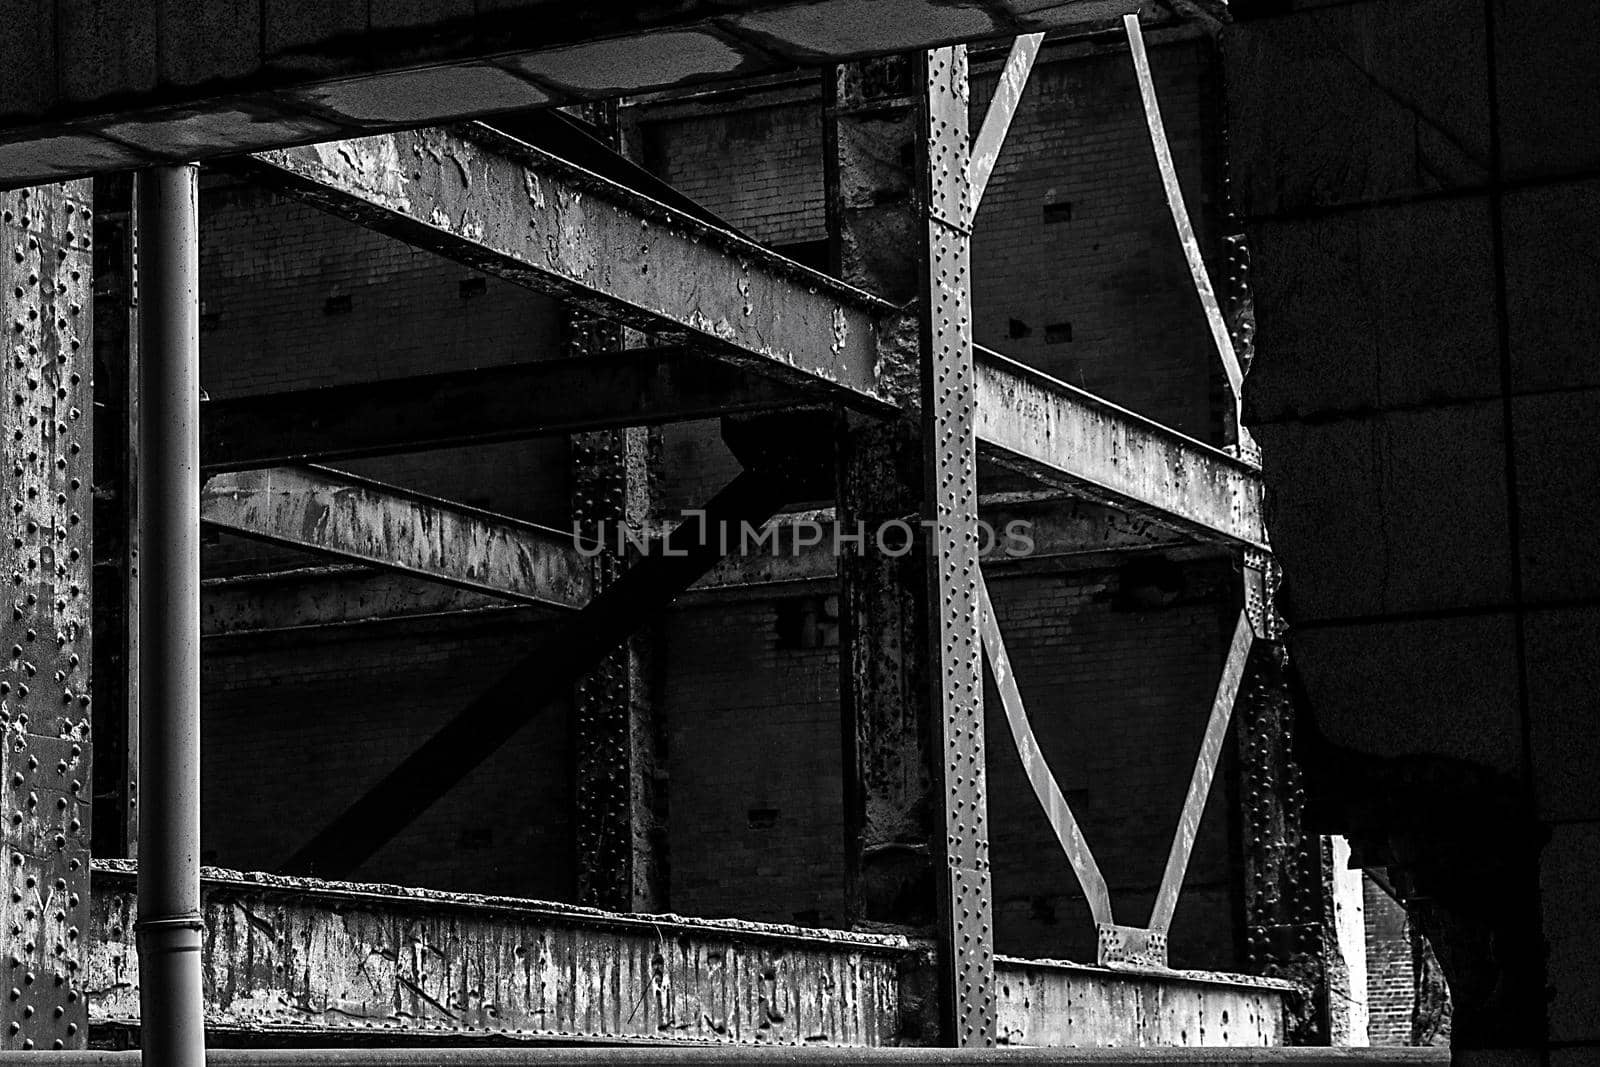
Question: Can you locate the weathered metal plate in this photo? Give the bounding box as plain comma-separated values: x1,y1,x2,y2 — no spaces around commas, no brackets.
86,863,909,1046
994,957,1292,1047
0,180,95,1051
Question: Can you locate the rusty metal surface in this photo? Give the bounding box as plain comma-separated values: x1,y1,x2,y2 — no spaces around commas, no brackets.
975,573,1112,928
1096,925,1170,970
0,181,95,1051
967,34,1044,217
86,862,908,1046
972,350,1267,549
200,465,593,611
993,957,1292,1048
1150,611,1253,936
920,46,995,1049
202,349,804,474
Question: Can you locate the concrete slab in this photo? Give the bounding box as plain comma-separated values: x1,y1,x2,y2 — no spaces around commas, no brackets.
1524,606,1600,823
1492,0,1600,181
1245,196,1499,424
1289,613,1522,775
1503,180,1600,394
1541,822,1600,1043
1512,390,1600,602
1223,0,1490,218
1255,404,1513,621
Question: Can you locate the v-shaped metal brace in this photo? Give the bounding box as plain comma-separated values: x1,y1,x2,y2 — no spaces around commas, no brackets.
977,568,1260,968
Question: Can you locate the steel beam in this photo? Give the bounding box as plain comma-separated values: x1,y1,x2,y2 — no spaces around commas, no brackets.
236,126,898,410
201,465,592,611
202,348,804,473
238,124,1266,549
973,351,1266,549
279,468,804,879
198,503,1192,637
561,148,666,914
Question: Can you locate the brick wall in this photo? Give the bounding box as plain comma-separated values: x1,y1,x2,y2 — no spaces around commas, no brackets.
202,617,573,899
1363,874,1415,1046
639,100,827,248
663,595,847,926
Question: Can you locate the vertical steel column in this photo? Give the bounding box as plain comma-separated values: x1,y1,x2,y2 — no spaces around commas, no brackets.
0,180,96,1052
919,45,995,1048
134,164,205,1067
828,53,936,967
565,101,663,914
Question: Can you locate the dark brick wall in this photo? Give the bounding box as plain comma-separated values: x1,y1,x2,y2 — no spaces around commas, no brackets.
202,618,573,899
639,98,827,249
1364,874,1414,1046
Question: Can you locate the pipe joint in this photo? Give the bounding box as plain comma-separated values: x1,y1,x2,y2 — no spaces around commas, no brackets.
135,911,206,963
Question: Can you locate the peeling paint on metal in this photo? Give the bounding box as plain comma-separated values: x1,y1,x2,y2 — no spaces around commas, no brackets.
87,863,906,1045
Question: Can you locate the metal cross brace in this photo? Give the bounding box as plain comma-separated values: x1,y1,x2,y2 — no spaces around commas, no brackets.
977,569,1256,968
1123,14,1249,446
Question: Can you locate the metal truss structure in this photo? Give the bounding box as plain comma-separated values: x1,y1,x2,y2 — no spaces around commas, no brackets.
0,16,1297,1057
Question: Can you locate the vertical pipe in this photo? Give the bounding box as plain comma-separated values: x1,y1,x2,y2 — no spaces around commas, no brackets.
134,164,206,1067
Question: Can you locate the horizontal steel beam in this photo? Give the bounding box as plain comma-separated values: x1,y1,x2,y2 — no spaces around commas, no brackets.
236,126,901,410
200,501,1195,637
89,860,909,1047
238,125,1266,549
201,466,591,610
974,351,1267,549
203,348,809,472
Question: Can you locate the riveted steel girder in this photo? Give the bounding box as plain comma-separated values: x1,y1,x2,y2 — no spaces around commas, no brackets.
238,126,900,410
239,125,1267,550
201,465,592,611
974,351,1267,550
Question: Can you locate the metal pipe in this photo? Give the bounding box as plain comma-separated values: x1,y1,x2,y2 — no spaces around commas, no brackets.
134,164,206,1067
